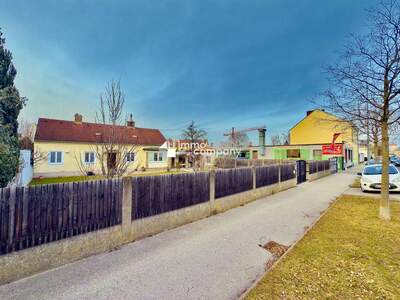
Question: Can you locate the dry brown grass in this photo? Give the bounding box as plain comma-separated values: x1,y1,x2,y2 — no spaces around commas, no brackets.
245,195,400,299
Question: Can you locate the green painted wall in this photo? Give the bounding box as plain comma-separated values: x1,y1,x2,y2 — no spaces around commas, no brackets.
300,149,311,160
270,146,345,171
272,148,310,160
273,149,287,159
322,155,333,161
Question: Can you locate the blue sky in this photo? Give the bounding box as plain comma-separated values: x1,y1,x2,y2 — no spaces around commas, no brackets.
0,0,377,143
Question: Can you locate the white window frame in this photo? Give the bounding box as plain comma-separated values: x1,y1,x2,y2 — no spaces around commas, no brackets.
153,151,164,162
126,152,135,162
84,152,96,164
48,151,63,165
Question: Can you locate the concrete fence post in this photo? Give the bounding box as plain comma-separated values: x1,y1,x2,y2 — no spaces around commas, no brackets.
278,164,282,185
122,177,133,242
252,166,256,190
306,162,309,180
209,169,216,212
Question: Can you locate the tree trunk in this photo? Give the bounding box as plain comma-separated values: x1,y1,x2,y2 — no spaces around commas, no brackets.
373,138,379,160
372,129,379,159
379,120,391,220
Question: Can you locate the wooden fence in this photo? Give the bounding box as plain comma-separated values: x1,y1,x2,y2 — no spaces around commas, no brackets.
214,158,295,169
215,168,253,198
0,164,298,256
132,173,210,219
280,164,296,181
309,160,331,174
0,179,122,255
255,165,279,188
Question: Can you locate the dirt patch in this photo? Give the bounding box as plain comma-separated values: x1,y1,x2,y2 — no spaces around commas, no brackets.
259,240,290,270
261,241,289,257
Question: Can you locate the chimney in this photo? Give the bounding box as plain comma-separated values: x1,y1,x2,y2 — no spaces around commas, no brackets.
307,109,324,116
74,113,83,124
127,113,135,127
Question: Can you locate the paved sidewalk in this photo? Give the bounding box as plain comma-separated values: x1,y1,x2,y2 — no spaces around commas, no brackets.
0,172,355,300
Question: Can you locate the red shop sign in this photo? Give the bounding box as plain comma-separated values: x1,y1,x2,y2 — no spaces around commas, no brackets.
322,144,343,155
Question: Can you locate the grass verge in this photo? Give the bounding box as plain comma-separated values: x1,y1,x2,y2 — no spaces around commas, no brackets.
29,170,185,186
29,175,105,186
245,195,400,299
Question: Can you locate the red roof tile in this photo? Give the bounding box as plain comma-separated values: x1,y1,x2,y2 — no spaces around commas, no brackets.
35,118,166,146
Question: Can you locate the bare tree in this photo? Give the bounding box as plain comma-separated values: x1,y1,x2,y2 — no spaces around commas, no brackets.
18,119,36,141
223,132,250,148
77,80,138,178
281,133,289,145
270,133,289,145
367,117,383,159
323,0,400,220
74,153,96,176
18,119,35,153
97,81,125,126
182,121,207,142
348,105,382,159
17,119,47,166
32,150,47,166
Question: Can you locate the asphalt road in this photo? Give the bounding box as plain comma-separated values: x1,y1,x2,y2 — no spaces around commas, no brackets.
0,172,355,300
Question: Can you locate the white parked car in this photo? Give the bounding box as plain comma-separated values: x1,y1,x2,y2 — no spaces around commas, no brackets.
358,164,400,192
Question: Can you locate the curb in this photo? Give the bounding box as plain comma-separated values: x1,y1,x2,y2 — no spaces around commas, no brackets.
343,188,400,202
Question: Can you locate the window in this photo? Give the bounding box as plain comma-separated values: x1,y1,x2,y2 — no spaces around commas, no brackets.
287,149,300,158
153,152,164,162
313,149,322,160
126,152,135,162
84,152,95,164
364,165,398,175
49,151,63,164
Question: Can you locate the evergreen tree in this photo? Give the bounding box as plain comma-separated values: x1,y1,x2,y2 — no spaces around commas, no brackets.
0,28,25,187
0,128,20,187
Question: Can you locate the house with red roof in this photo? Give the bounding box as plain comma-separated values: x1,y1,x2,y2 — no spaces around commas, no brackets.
34,113,167,177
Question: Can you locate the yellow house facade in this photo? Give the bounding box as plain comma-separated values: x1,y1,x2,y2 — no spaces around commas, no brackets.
289,109,359,166
34,115,167,178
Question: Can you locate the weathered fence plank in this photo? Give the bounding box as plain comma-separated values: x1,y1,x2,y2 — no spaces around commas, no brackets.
255,165,280,188
280,164,296,182
0,179,122,255
132,173,210,220
0,188,10,253
215,167,253,199
309,160,330,174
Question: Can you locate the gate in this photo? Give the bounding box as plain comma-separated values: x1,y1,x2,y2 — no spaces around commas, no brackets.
296,160,307,184
329,157,338,173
